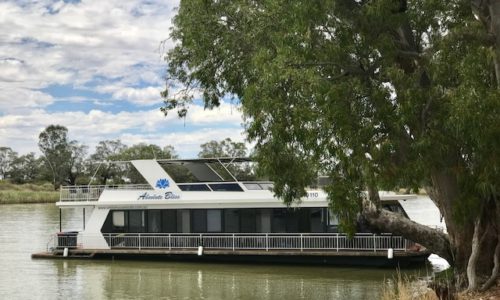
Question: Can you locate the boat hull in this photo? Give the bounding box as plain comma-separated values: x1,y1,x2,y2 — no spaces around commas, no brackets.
33,249,431,268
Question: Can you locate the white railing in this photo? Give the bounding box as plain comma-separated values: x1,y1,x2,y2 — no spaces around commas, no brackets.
98,233,415,252
59,184,152,202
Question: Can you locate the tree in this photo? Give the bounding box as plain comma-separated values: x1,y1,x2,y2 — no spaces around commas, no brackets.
89,140,127,184
67,141,88,185
198,138,256,180
0,147,17,180
198,138,247,158
8,152,40,184
38,125,87,188
163,0,500,291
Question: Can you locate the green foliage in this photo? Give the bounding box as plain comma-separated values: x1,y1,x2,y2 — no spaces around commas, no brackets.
198,138,257,181
7,153,41,184
164,0,500,231
38,125,88,188
198,138,247,158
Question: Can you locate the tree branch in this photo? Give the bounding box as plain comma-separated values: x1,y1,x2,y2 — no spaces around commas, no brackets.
362,199,453,264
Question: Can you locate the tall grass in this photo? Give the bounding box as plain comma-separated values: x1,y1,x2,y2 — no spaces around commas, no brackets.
0,181,58,204
381,272,439,300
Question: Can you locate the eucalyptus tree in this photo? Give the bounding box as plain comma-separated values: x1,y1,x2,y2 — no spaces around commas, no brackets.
8,152,40,184
198,138,256,180
0,147,17,180
38,125,72,189
38,125,88,188
89,140,127,184
163,0,500,290
198,138,247,158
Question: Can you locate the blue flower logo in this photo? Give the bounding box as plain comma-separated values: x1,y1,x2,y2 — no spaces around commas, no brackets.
155,178,169,189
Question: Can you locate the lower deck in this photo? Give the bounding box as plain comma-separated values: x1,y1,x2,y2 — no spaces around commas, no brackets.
33,247,430,268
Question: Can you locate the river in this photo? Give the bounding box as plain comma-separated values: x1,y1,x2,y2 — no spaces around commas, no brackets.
0,201,448,299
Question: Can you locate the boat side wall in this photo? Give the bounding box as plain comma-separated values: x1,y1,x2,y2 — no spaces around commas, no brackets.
79,208,110,249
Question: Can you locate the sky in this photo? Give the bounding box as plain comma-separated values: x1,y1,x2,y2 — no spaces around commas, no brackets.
0,0,246,158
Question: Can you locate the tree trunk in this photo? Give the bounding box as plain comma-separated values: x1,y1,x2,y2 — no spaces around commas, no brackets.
467,218,482,291
362,199,453,263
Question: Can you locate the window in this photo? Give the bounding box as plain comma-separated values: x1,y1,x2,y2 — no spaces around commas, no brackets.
162,210,177,232
244,183,262,190
129,210,145,233
240,209,256,233
178,184,211,191
148,210,161,233
207,210,222,232
113,211,125,227
310,208,324,233
272,209,287,233
208,183,244,191
328,211,339,226
192,210,207,233
224,209,239,232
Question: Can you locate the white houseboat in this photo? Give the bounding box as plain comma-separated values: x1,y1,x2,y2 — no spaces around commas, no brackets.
34,158,430,267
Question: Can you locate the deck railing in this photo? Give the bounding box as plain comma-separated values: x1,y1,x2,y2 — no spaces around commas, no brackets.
84,233,415,252
59,184,153,202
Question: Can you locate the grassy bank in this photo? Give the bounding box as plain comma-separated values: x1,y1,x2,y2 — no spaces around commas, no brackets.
0,181,59,204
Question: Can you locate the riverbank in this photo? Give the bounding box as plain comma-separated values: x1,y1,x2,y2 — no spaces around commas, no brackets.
0,181,58,204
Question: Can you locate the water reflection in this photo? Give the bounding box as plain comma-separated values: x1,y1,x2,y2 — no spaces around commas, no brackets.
0,204,439,300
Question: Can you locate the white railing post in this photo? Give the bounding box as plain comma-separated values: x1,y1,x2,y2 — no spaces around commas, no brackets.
373,234,376,252
404,238,407,252
300,234,303,252
138,234,141,250
266,234,269,251
168,234,171,250
232,234,235,251
336,234,339,252
109,233,112,248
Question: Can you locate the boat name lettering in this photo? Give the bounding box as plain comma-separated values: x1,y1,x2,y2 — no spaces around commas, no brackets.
164,191,180,199
137,192,181,200
307,192,319,198
137,192,163,200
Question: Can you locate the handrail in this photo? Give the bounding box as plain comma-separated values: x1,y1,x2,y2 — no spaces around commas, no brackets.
98,233,417,252
59,184,153,202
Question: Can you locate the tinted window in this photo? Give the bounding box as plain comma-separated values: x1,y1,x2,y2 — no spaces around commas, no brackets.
207,210,222,232
224,209,240,232
209,183,244,191
192,210,207,233
178,184,211,191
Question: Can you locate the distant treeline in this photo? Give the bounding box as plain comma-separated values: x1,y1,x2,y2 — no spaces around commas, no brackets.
0,124,250,190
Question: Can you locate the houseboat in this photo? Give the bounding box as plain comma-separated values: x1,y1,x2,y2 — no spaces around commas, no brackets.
33,158,430,267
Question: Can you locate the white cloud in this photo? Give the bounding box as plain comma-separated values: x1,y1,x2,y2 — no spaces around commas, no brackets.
111,86,163,106
0,0,177,106
0,101,244,157
0,1,250,159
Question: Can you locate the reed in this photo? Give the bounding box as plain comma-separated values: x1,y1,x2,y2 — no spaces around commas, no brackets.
0,181,58,204
381,272,439,300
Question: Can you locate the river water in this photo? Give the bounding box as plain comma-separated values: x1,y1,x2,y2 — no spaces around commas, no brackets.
0,201,447,300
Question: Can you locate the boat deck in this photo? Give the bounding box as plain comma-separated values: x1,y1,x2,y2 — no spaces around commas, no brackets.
32,248,431,267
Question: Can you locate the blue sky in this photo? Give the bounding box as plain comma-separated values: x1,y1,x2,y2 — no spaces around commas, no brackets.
0,0,246,158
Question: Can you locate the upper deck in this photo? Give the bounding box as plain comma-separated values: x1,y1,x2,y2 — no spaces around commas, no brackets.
56,158,415,208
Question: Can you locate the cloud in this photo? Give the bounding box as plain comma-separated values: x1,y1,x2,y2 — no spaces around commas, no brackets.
0,100,244,157
0,1,250,158
0,0,177,105
111,86,163,106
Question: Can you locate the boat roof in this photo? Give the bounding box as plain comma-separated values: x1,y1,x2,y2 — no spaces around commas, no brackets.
155,157,252,164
